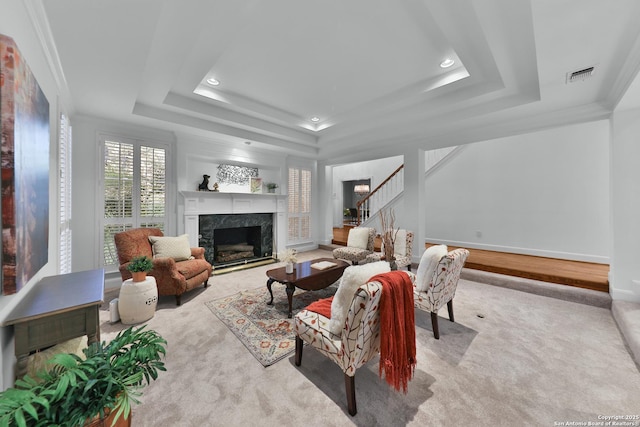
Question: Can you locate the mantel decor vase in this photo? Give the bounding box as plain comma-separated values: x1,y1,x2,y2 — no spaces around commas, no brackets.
285,262,294,274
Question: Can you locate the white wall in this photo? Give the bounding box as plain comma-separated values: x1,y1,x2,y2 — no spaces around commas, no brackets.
0,0,66,388
424,120,610,263
611,107,640,302
185,158,279,194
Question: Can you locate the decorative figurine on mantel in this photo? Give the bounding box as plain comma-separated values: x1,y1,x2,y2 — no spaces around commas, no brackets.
198,175,211,191
212,182,219,192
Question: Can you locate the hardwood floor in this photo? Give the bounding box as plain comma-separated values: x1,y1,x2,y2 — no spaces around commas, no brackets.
332,224,382,251
331,227,609,293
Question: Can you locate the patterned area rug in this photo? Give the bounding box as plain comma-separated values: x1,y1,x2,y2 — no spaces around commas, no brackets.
205,284,337,367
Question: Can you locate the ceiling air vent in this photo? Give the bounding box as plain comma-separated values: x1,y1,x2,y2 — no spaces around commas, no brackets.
566,66,595,83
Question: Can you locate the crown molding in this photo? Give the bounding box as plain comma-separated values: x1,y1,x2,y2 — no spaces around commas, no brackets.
24,0,74,115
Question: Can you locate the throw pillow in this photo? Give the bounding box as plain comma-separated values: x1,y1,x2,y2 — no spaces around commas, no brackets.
148,234,191,261
328,261,390,335
346,227,370,250
415,245,448,292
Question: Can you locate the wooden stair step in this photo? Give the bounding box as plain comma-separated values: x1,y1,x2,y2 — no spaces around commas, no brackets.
426,243,609,293
332,228,609,293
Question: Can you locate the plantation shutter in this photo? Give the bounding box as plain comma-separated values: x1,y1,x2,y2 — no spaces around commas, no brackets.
140,146,166,226
100,137,167,269
58,113,72,274
102,140,134,266
288,166,311,242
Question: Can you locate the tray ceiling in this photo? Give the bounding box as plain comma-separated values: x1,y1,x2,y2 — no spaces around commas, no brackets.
40,0,640,162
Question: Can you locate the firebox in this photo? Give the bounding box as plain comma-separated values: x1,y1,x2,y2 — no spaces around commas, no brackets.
198,213,274,269
213,226,261,264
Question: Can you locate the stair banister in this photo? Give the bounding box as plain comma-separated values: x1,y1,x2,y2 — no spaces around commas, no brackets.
356,164,404,225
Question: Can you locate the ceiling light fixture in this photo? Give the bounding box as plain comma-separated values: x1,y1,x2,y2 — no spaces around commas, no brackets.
440,58,455,68
206,77,220,86
310,116,320,122
354,184,370,196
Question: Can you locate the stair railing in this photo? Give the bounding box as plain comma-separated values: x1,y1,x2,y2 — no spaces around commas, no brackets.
356,164,404,225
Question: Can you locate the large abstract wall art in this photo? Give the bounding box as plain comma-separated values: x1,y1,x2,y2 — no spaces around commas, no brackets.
0,34,50,295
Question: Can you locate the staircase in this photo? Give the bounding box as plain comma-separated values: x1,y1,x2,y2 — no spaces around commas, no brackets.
355,164,404,225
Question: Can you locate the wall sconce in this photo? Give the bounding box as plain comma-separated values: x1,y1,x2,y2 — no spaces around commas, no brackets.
354,184,370,196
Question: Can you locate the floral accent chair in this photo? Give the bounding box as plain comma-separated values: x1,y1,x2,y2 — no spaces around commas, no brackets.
413,248,469,339
364,229,414,271
332,227,376,265
114,228,213,305
294,272,417,416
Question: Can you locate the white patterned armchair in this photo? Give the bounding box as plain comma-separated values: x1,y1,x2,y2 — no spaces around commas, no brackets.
294,271,416,415
332,227,376,265
365,229,414,271
414,248,469,339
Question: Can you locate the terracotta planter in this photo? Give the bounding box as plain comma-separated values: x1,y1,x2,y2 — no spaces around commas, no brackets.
84,407,131,427
131,271,147,282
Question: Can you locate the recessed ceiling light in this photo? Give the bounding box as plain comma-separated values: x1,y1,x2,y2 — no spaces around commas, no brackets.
206,77,220,86
440,58,455,69
310,116,320,122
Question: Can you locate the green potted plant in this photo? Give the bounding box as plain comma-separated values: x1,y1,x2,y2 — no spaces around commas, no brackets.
0,326,167,427
265,183,278,193
126,256,154,282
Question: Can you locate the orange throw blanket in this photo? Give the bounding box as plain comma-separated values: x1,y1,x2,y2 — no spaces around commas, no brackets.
370,271,416,394
305,296,333,318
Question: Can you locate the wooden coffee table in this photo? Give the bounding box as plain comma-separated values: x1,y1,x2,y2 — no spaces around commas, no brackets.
266,258,349,318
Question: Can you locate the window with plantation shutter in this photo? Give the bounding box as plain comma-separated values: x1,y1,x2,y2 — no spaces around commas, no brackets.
288,166,311,242
59,113,72,274
99,135,167,268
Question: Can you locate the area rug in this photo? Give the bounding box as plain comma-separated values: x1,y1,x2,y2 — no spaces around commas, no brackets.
205,284,337,367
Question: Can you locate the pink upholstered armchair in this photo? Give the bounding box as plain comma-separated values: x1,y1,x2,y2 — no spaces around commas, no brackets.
114,228,212,305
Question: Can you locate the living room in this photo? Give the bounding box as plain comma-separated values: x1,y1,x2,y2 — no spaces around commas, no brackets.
1,0,640,425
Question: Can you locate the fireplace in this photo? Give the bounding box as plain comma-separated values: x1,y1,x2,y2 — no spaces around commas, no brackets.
182,191,286,273
199,213,274,268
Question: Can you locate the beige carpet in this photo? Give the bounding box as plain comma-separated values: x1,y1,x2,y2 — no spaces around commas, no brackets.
100,249,640,426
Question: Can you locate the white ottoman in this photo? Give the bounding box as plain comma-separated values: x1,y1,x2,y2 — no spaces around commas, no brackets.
118,276,158,324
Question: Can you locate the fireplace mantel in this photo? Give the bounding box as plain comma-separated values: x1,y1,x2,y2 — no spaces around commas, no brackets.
181,191,287,215
180,190,287,257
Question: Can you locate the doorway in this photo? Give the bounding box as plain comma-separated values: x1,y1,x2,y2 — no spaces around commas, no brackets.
342,179,370,225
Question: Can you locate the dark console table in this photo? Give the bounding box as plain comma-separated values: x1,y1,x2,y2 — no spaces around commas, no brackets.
1,269,105,379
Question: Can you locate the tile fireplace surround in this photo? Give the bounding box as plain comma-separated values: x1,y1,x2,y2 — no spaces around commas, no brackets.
181,191,288,265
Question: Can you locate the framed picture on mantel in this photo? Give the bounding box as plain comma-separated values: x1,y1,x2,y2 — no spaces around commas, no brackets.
250,177,262,193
